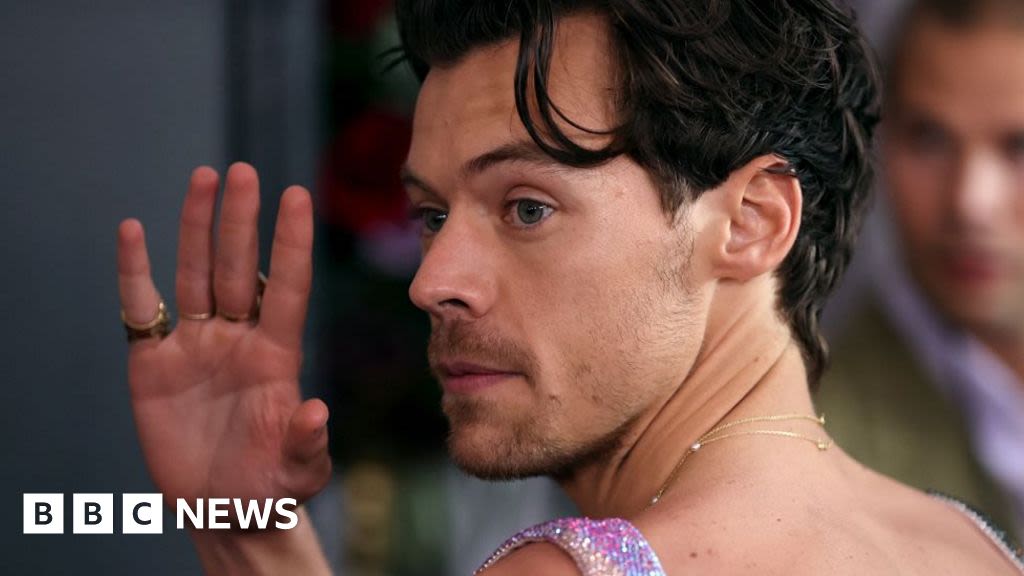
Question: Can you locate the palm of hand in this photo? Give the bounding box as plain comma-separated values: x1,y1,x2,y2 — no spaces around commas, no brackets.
118,163,330,509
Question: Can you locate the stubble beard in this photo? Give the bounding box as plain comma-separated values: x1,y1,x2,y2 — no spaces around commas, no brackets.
915,251,1024,342
429,322,636,482
442,389,637,482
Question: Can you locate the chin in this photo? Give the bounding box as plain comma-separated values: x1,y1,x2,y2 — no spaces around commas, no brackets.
441,393,546,479
445,420,557,481
944,304,1019,340
919,272,1002,329
929,286,1003,331
444,410,632,483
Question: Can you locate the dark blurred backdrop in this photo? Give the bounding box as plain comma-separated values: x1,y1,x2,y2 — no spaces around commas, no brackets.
0,1,893,574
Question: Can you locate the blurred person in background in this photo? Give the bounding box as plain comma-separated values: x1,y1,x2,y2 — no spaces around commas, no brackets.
817,0,1024,538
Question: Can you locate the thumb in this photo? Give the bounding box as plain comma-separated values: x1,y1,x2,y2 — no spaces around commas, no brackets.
281,398,332,502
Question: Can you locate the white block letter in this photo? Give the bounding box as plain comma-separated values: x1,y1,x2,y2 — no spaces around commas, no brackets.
177,498,203,529
275,498,298,530
122,493,163,534
23,493,63,534
233,498,273,529
73,493,113,534
208,498,230,529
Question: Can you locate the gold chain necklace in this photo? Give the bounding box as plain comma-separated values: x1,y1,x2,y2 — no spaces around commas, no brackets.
648,413,831,507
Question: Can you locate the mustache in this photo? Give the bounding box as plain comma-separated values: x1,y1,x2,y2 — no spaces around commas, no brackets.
427,322,537,379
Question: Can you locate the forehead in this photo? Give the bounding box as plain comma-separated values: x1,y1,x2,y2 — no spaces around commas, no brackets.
893,17,1024,132
407,12,619,175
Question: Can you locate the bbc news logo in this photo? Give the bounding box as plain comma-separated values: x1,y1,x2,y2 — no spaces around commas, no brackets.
23,494,298,534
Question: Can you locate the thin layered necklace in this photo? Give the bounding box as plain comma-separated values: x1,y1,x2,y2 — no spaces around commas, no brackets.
648,413,831,507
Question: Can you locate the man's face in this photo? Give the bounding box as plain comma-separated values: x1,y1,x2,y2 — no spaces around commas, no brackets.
403,14,708,479
884,16,1024,336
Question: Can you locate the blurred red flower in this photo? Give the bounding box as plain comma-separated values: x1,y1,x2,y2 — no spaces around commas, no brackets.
319,108,413,235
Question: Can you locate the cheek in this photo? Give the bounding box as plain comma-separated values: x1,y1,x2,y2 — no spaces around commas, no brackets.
524,238,698,402
885,156,944,247
530,267,635,373
1008,185,1024,239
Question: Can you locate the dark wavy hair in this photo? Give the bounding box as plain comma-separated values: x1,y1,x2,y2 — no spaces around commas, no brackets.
394,0,881,386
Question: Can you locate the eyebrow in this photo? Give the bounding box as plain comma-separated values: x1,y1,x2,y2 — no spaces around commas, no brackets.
463,140,562,175
400,140,566,197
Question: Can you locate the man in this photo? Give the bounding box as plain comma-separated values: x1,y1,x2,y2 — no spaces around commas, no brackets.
116,0,1022,573
817,0,1024,537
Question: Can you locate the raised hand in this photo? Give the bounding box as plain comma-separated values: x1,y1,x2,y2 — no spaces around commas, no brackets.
116,163,332,567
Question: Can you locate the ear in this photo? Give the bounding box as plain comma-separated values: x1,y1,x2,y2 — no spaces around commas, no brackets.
712,155,802,282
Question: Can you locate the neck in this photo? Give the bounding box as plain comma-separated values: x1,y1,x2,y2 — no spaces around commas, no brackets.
558,286,818,518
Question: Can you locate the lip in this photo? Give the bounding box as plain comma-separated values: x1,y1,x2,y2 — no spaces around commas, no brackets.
940,249,1003,286
436,360,520,394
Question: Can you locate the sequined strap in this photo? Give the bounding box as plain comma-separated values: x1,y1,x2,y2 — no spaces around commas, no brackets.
930,492,1024,573
475,517,666,576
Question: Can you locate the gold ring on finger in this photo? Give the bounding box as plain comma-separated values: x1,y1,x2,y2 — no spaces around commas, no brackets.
216,271,267,323
121,300,170,342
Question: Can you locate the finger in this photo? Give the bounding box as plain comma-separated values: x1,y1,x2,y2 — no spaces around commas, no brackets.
282,399,331,500
259,186,313,349
117,219,163,347
213,162,261,319
175,166,219,319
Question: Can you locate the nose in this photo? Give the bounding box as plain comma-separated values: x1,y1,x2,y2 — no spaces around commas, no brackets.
408,214,497,322
948,151,1006,231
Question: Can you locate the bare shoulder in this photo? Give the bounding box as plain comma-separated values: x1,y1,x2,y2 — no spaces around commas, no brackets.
872,480,1022,574
633,487,894,576
634,462,1021,575
477,542,581,576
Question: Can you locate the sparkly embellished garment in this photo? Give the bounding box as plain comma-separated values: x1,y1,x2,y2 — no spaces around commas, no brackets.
475,495,1024,575
931,493,1024,573
474,517,666,576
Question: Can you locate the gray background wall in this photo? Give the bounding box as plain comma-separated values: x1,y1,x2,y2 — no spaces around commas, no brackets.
0,1,322,573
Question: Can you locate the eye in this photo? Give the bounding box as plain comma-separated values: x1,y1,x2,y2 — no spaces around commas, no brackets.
411,206,448,234
507,199,554,228
1004,133,1024,162
904,119,952,156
